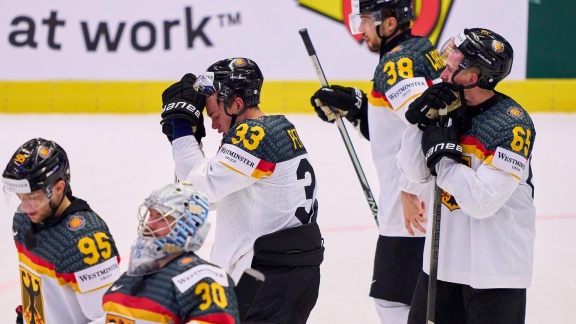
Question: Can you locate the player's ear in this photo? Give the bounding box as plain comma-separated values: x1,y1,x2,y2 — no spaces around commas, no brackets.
53,179,66,195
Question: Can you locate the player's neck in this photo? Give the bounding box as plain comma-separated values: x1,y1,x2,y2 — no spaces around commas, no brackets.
236,107,265,122
465,89,496,106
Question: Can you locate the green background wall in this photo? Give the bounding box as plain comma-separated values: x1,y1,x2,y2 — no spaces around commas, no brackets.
527,0,576,78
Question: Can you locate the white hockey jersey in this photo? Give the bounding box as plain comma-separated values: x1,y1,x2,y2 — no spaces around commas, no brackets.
172,115,317,282
367,33,443,237
397,93,536,288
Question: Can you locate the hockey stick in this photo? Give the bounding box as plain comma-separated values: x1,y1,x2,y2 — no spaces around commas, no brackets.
426,107,448,324
299,28,379,226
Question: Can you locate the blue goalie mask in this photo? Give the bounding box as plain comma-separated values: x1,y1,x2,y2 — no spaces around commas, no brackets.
127,182,211,276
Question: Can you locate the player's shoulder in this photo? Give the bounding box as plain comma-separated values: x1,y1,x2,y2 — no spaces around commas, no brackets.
470,93,536,158
168,253,233,294
223,115,307,162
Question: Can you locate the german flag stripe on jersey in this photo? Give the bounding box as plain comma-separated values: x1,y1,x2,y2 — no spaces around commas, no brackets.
186,313,237,324
103,293,178,323
16,242,79,290
368,90,392,109
460,135,494,161
16,242,120,293
251,159,275,178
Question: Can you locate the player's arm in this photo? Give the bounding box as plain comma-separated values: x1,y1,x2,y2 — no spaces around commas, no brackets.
435,120,535,219
72,227,122,322
172,135,259,203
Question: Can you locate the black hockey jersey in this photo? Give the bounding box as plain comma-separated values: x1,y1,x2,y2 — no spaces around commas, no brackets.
13,197,121,323
103,252,240,323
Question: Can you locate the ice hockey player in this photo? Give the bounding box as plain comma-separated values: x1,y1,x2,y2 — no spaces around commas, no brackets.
400,27,536,323
309,0,445,322
2,138,122,324
102,182,240,323
159,57,324,323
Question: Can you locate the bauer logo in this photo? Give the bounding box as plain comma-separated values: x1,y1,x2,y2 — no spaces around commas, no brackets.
297,0,455,46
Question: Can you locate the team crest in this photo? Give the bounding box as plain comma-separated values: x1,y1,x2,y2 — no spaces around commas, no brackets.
38,146,51,159
492,40,504,53
20,267,45,324
178,257,195,266
386,45,404,55
233,58,246,67
67,216,85,231
441,190,460,211
507,107,522,118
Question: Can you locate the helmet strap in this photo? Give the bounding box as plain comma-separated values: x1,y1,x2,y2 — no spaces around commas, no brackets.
451,68,478,90
48,190,66,219
223,97,249,129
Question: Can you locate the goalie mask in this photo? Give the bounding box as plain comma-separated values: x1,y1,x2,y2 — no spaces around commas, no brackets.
439,28,514,90
127,182,211,276
2,138,71,215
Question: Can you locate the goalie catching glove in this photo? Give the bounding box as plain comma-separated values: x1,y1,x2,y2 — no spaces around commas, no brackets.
310,85,366,124
406,82,462,130
160,73,206,144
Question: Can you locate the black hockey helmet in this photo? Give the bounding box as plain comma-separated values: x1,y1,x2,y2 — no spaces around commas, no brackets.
2,138,71,196
358,0,414,24
442,28,514,90
206,57,264,107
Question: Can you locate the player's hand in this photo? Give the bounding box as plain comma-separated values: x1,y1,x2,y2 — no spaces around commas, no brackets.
406,82,461,130
421,119,462,176
310,85,366,123
15,305,23,324
401,192,427,236
161,73,206,126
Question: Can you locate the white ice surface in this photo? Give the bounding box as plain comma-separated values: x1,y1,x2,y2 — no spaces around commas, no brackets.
0,113,574,323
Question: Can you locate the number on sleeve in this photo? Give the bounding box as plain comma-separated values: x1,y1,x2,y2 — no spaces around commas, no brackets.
511,126,532,156
383,58,415,85
231,123,266,150
77,232,113,265
295,158,317,224
194,282,229,310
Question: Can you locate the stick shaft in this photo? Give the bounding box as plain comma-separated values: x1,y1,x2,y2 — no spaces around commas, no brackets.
299,28,378,225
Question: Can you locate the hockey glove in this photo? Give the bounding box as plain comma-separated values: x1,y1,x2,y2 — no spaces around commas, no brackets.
421,119,462,176
162,114,206,144
161,73,206,126
310,85,366,124
406,82,462,130
15,305,23,324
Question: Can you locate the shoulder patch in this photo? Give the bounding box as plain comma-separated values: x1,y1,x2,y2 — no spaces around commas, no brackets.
172,264,229,293
507,107,523,118
178,256,196,266
216,143,275,179
489,147,527,179
384,77,428,111
67,215,86,231
74,257,121,293
386,45,404,55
